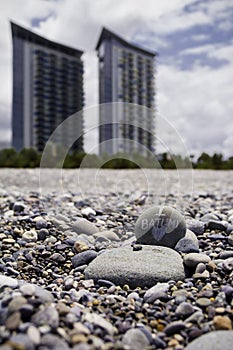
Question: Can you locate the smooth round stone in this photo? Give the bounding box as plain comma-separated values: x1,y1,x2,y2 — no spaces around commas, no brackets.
200,213,220,223
164,321,186,335
196,297,212,308
85,246,185,288
41,334,70,350
72,218,99,236
175,302,194,317
144,282,169,303
185,331,233,350
222,258,233,272
206,220,228,231
135,206,186,248
174,238,199,253
185,229,199,247
94,230,120,242
9,334,34,350
122,328,150,350
183,253,211,268
219,251,233,259
186,219,205,236
72,250,98,268
13,201,26,212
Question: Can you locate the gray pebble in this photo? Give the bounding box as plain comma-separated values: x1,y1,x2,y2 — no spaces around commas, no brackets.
195,262,206,274
144,282,170,303
19,283,36,296
9,334,35,350
183,253,211,268
206,220,228,231
175,302,194,317
72,250,98,268
13,202,26,212
122,328,150,350
22,230,38,242
164,321,186,335
84,312,115,335
219,251,233,259
72,218,99,235
40,334,70,350
94,230,120,242
186,219,205,235
184,310,204,324
32,305,59,328
175,238,199,253
185,229,199,246
222,257,233,272
200,213,219,223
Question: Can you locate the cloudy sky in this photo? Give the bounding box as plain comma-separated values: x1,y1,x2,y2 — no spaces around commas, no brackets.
0,0,233,157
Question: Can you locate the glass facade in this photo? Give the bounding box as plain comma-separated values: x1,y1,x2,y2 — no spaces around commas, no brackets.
11,22,84,152
96,28,156,156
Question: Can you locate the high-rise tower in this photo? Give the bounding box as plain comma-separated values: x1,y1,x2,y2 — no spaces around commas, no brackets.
11,22,84,152
96,27,156,156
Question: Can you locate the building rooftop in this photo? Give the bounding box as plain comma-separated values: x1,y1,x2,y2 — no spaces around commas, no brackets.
11,21,83,57
96,27,157,57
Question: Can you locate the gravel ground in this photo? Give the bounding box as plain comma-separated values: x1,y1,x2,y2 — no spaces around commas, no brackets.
0,169,233,350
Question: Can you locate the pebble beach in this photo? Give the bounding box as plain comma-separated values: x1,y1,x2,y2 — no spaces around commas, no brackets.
0,168,233,350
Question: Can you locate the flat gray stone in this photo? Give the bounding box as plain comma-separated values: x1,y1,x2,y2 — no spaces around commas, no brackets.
206,220,228,231
72,218,99,235
200,213,220,223
85,246,185,288
94,230,120,241
185,331,233,350
135,206,186,248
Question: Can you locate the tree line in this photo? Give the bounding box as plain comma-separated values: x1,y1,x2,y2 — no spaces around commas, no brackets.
0,148,233,169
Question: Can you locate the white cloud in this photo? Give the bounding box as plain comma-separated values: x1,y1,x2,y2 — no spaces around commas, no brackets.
181,42,233,64
192,33,210,42
157,61,233,156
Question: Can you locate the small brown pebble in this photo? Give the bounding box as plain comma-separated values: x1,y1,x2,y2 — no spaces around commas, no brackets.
56,302,70,315
213,315,232,330
207,260,217,272
74,241,89,253
168,338,179,347
196,297,212,308
5,312,21,330
71,334,88,344
150,320,158,328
